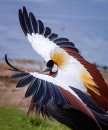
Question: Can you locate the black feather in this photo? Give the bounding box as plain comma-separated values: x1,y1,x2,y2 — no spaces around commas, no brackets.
45,102,100,130
16,75,34,88
19,9,28,35
33,80,45,103
44,27,51,37
23,6,32,34
42,82,53,105
49,84,60,104
53,86,69,106
41,81,47,105
29,12,38,33
70,87,108,130
53,38,69,43
25,78,40,98
70,87,107,114
37,20,44,35
48,33,58,41
57,43,79,53
11,72,29,79
57,41,75,47
32,80,41,103
25,78,41,98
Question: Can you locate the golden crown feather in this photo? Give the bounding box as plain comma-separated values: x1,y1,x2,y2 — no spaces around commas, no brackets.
50,47,70,68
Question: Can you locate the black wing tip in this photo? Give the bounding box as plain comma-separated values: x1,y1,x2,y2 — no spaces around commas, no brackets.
23,6,27,15
19,9,22,13
29,12,32,17
23,6,26,11
19,6,26,12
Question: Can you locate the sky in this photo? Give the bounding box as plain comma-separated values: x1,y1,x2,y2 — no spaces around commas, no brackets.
0,0,108,66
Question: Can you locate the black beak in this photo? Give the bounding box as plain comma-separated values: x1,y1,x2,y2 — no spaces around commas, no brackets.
43,67,52,72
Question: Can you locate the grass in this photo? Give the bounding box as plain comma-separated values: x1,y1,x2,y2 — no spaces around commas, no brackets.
0,106,70,130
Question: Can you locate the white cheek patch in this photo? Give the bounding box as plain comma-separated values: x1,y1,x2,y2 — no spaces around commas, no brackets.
52,64,58,72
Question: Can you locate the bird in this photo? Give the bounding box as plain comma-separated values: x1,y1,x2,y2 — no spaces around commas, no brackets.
5,6,108,130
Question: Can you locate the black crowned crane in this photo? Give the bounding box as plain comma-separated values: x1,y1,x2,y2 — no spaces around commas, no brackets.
5,7,108,130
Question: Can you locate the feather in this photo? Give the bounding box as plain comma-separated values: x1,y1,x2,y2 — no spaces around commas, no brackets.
57,41,75,46
45,102,101,130
6,56,101,129
48,33,58,41
44,27,51,37
19,9,28,35
29,12,37,33
33,80,44,103
25,78,38,98
11,72,29,79
50,48,69,68
70,87,107,114
37,20,44,35
53,38,69,43
23,6,32,34
16,75,34,88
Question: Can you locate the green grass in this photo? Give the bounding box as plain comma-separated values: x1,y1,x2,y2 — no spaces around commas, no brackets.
0,106,70,130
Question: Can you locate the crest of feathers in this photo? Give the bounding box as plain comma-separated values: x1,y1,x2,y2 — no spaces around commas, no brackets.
50,47,70,68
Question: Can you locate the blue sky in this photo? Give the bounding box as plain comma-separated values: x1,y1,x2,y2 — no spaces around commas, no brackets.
0,0,108,65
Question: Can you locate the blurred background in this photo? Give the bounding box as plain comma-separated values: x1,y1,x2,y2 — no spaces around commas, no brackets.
0,0,108,130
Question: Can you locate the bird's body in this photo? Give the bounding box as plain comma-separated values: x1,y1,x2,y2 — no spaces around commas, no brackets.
26,23,108,110
5,6,108,130
27,31,94,93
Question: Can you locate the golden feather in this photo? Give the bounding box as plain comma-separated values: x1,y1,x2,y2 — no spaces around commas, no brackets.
80,70,100,96
50,47,69,68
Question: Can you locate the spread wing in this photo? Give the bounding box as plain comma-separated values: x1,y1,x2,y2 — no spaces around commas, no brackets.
71,87,108,130
19,7,108,111
19,7,78,62
5,54,101,130
64,47,108,110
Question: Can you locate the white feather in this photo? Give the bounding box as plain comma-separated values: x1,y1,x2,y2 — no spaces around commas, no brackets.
55,56,88,92
30,72,82,101
27,33,58,62
27,33,89,93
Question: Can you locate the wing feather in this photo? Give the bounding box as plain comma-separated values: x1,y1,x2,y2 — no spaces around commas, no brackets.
37,20,44,34
19,7,78,62
23,6,33,34
16,75,34,88
62,47,108,111
53,38,69,43
19,9,28,35
25,78,38,97
44,27,51,37
29,12,38,33
5,55,100,128
48,33,58,41
11,72,29,78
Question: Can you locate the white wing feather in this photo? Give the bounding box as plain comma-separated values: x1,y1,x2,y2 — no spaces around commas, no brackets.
27,33,58,62
27,33,88,93
30,71,82,101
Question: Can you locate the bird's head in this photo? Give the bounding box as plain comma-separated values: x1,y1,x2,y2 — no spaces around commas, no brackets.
43,60,58,76
43,48,69,77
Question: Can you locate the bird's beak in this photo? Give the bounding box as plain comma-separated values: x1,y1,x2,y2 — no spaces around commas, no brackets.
43,67,51,73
